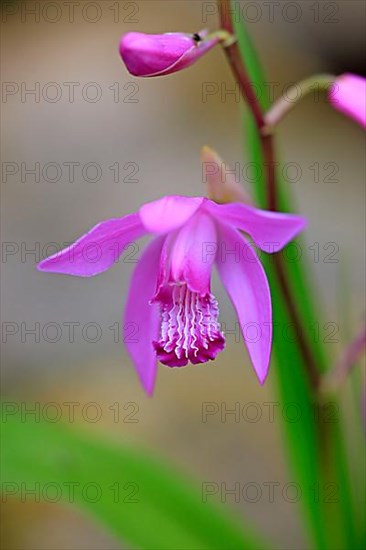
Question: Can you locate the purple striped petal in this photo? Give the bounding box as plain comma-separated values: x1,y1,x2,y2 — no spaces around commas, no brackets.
124,236,165,395
206,200,307,253
216,222,272,384
37,213,145,277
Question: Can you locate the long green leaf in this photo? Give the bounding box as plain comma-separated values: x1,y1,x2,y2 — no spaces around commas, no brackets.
231,9,357,549
1,406,267,550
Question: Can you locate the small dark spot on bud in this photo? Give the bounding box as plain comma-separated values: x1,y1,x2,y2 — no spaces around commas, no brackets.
192,33,202,43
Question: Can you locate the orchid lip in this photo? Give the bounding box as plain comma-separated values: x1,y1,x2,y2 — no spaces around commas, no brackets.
153,283,225,368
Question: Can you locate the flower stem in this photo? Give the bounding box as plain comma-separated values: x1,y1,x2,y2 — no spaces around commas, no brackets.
263,74,336,134
217,1,265,130
218,0,320,388
207,30,237,48
321,322,366,393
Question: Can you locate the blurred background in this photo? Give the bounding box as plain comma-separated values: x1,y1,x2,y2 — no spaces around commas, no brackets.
1,1,365,548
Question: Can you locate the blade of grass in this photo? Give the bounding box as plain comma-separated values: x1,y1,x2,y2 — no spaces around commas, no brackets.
230,9,358,548
1,407,268,550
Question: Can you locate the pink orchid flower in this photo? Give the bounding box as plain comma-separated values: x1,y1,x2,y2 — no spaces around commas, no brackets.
38,196,307,394
119,30,220,77
330,74,366,128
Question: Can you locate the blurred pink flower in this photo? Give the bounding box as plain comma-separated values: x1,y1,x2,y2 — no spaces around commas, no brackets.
119,30,220,77
38,196,306,394
330,73,366,128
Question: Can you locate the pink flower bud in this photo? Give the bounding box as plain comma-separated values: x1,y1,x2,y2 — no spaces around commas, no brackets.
330,74,366,128
119,30,220,77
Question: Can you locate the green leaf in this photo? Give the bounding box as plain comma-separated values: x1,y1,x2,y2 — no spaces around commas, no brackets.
1,407,267,550
232,9,358,549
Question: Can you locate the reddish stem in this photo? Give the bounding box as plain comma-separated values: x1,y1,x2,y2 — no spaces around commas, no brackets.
218,0,320,387
218,2,264,129
322,323,366,391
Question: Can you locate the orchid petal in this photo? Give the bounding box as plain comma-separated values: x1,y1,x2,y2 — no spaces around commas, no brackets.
139,196,204,234
216,222,272,384
170,212,217,295
37,213,145,277
124,236,165,395
206,200,307,253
